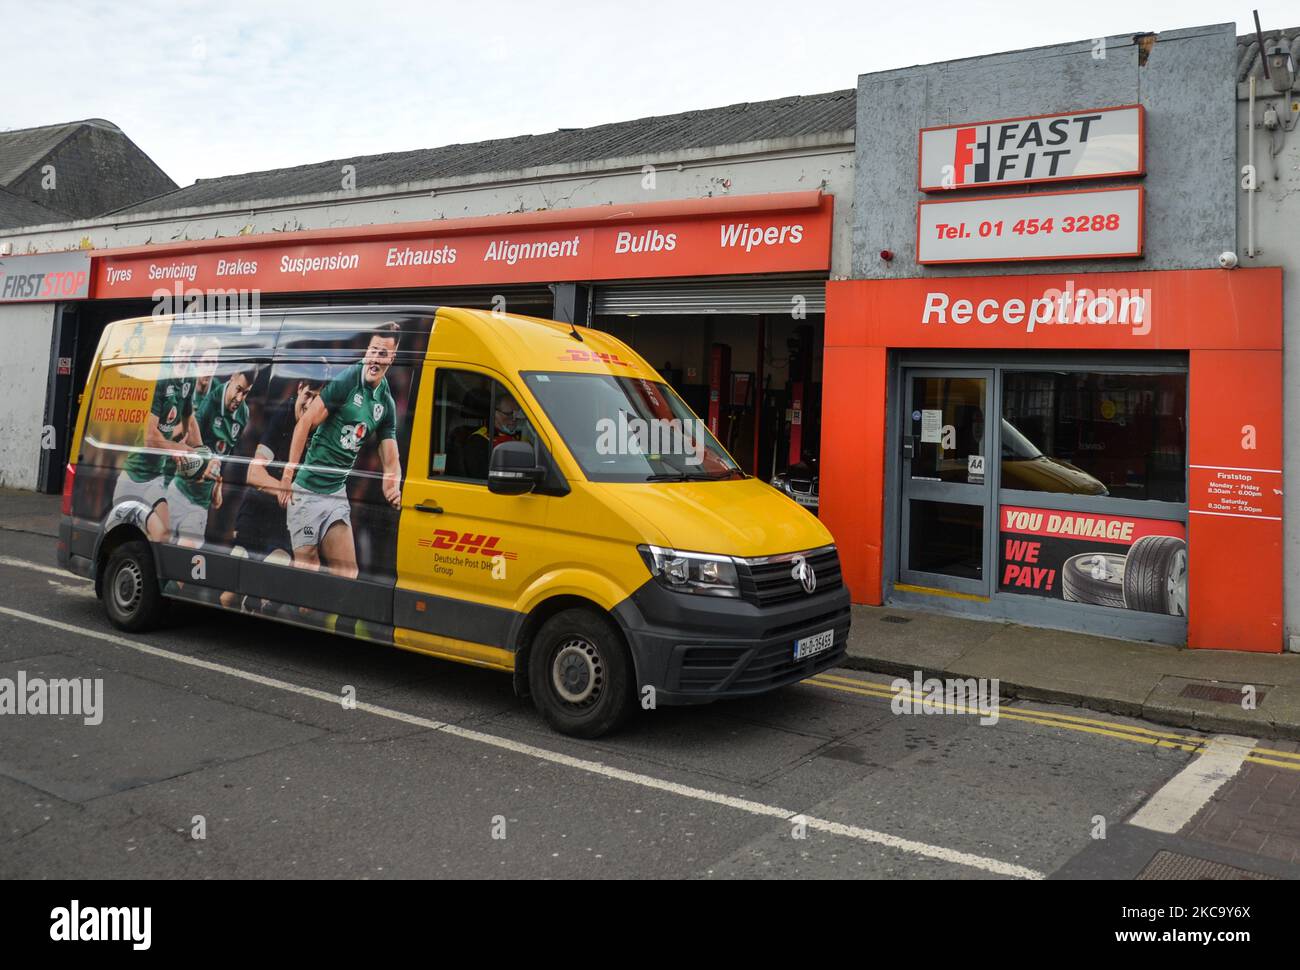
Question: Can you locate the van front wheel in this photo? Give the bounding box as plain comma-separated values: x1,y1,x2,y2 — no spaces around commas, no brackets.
528,609,633,738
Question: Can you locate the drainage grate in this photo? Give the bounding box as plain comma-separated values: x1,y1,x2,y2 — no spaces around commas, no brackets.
880,615,912,625
1178,682,1267,705
1137,850,1278,881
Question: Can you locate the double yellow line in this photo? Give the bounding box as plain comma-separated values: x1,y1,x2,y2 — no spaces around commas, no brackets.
803,672,1300,772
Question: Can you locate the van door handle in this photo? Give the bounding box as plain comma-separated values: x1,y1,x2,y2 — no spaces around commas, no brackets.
414,500,444,514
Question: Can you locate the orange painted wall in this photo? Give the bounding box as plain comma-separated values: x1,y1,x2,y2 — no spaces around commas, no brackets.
1187,350,1284,651
821,268,1284,651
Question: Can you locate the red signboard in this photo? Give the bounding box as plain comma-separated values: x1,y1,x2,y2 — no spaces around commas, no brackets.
91,194,834,299
827,269,1281,352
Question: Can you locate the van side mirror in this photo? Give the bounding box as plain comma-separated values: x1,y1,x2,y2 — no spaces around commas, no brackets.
488,441,544,495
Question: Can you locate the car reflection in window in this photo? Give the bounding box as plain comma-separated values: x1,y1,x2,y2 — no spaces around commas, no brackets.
1000,418,1108,496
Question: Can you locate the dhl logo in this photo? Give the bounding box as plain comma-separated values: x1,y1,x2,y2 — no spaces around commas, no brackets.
418,530,519,559
559,348,632,367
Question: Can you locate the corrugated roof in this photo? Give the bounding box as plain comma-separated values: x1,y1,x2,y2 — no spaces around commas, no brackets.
115,89,857,216
0,185,64,230
1236,25,1300,82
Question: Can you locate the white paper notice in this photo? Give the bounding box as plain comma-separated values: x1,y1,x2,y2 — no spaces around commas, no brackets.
920,410,942,443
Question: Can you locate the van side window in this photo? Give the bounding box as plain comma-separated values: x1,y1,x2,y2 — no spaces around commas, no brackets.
431,369,536,483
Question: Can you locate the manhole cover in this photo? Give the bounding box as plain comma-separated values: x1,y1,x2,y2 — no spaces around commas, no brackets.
1179,682,1267,705
1136,850,1278,881
881,615,912,624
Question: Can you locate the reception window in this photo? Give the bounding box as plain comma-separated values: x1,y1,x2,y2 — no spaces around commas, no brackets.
1000,371,1186,502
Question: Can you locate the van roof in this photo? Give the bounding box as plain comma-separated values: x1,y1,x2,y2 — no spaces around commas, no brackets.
99,304,660,380
436,306,658,379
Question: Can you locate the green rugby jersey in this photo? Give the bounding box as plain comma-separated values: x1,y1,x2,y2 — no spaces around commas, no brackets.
296,362,397,495
122,368,195,484
162,377,216,488
175,379,250,508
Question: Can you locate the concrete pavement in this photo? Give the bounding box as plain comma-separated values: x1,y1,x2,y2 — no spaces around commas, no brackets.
844,606,1300,742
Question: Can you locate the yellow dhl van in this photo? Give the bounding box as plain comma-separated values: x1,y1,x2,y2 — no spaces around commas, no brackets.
58,306,850,736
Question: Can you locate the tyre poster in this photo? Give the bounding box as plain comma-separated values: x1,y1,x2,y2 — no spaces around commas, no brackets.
999,505,1186,616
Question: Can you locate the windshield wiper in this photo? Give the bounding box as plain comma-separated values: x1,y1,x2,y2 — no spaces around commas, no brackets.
644,468,743,482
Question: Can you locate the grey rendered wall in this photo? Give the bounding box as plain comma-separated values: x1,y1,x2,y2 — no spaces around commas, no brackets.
853,23,1237,278
1238,84,1300,648
0,302,56,489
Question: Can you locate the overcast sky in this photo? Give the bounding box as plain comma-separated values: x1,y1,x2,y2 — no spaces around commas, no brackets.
3,1,1286,187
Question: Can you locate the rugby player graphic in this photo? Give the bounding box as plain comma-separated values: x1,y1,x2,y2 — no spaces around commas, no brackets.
219,368,326,612
111,333,215,541
166,366,254,548
281,322,403,580
191,336,223,413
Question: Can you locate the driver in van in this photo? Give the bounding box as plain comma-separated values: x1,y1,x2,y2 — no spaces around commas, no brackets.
486,392,525,447
463,390,529,479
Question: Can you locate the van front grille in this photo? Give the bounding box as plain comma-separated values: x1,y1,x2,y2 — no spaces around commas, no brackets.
738,547,843,607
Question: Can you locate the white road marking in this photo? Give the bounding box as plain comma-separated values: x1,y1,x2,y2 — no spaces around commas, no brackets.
46,579,96,599
0,602,1043,879
1128,734,1257,834
0,555,89,581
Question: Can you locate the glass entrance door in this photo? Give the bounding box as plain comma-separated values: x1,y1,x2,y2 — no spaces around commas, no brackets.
899,369,993,596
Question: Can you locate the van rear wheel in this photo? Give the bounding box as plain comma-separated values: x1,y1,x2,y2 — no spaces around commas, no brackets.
528,609,633,738
103,540,167,632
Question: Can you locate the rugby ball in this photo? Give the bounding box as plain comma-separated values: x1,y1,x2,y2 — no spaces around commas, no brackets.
178,446,214,480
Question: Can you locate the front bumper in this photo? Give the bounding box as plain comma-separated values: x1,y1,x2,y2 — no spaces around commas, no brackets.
613,578,851,706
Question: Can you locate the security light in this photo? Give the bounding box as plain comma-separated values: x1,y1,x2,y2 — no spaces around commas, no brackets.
1266,43,1295,94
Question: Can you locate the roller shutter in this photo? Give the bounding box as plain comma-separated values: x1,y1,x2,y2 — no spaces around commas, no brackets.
593,279,826,316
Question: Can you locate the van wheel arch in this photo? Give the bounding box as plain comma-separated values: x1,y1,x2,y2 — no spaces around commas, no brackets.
512,595,637,700
94,523,153,599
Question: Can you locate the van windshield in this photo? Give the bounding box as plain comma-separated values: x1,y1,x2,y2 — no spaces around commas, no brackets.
522,371,741,482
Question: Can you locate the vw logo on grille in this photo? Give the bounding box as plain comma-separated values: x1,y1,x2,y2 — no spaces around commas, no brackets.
791,555,817,594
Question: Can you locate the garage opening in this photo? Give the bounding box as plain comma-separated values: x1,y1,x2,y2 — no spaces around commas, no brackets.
592,278,826,512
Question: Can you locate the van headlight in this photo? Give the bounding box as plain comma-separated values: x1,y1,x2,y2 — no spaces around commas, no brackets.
638,545,741,598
